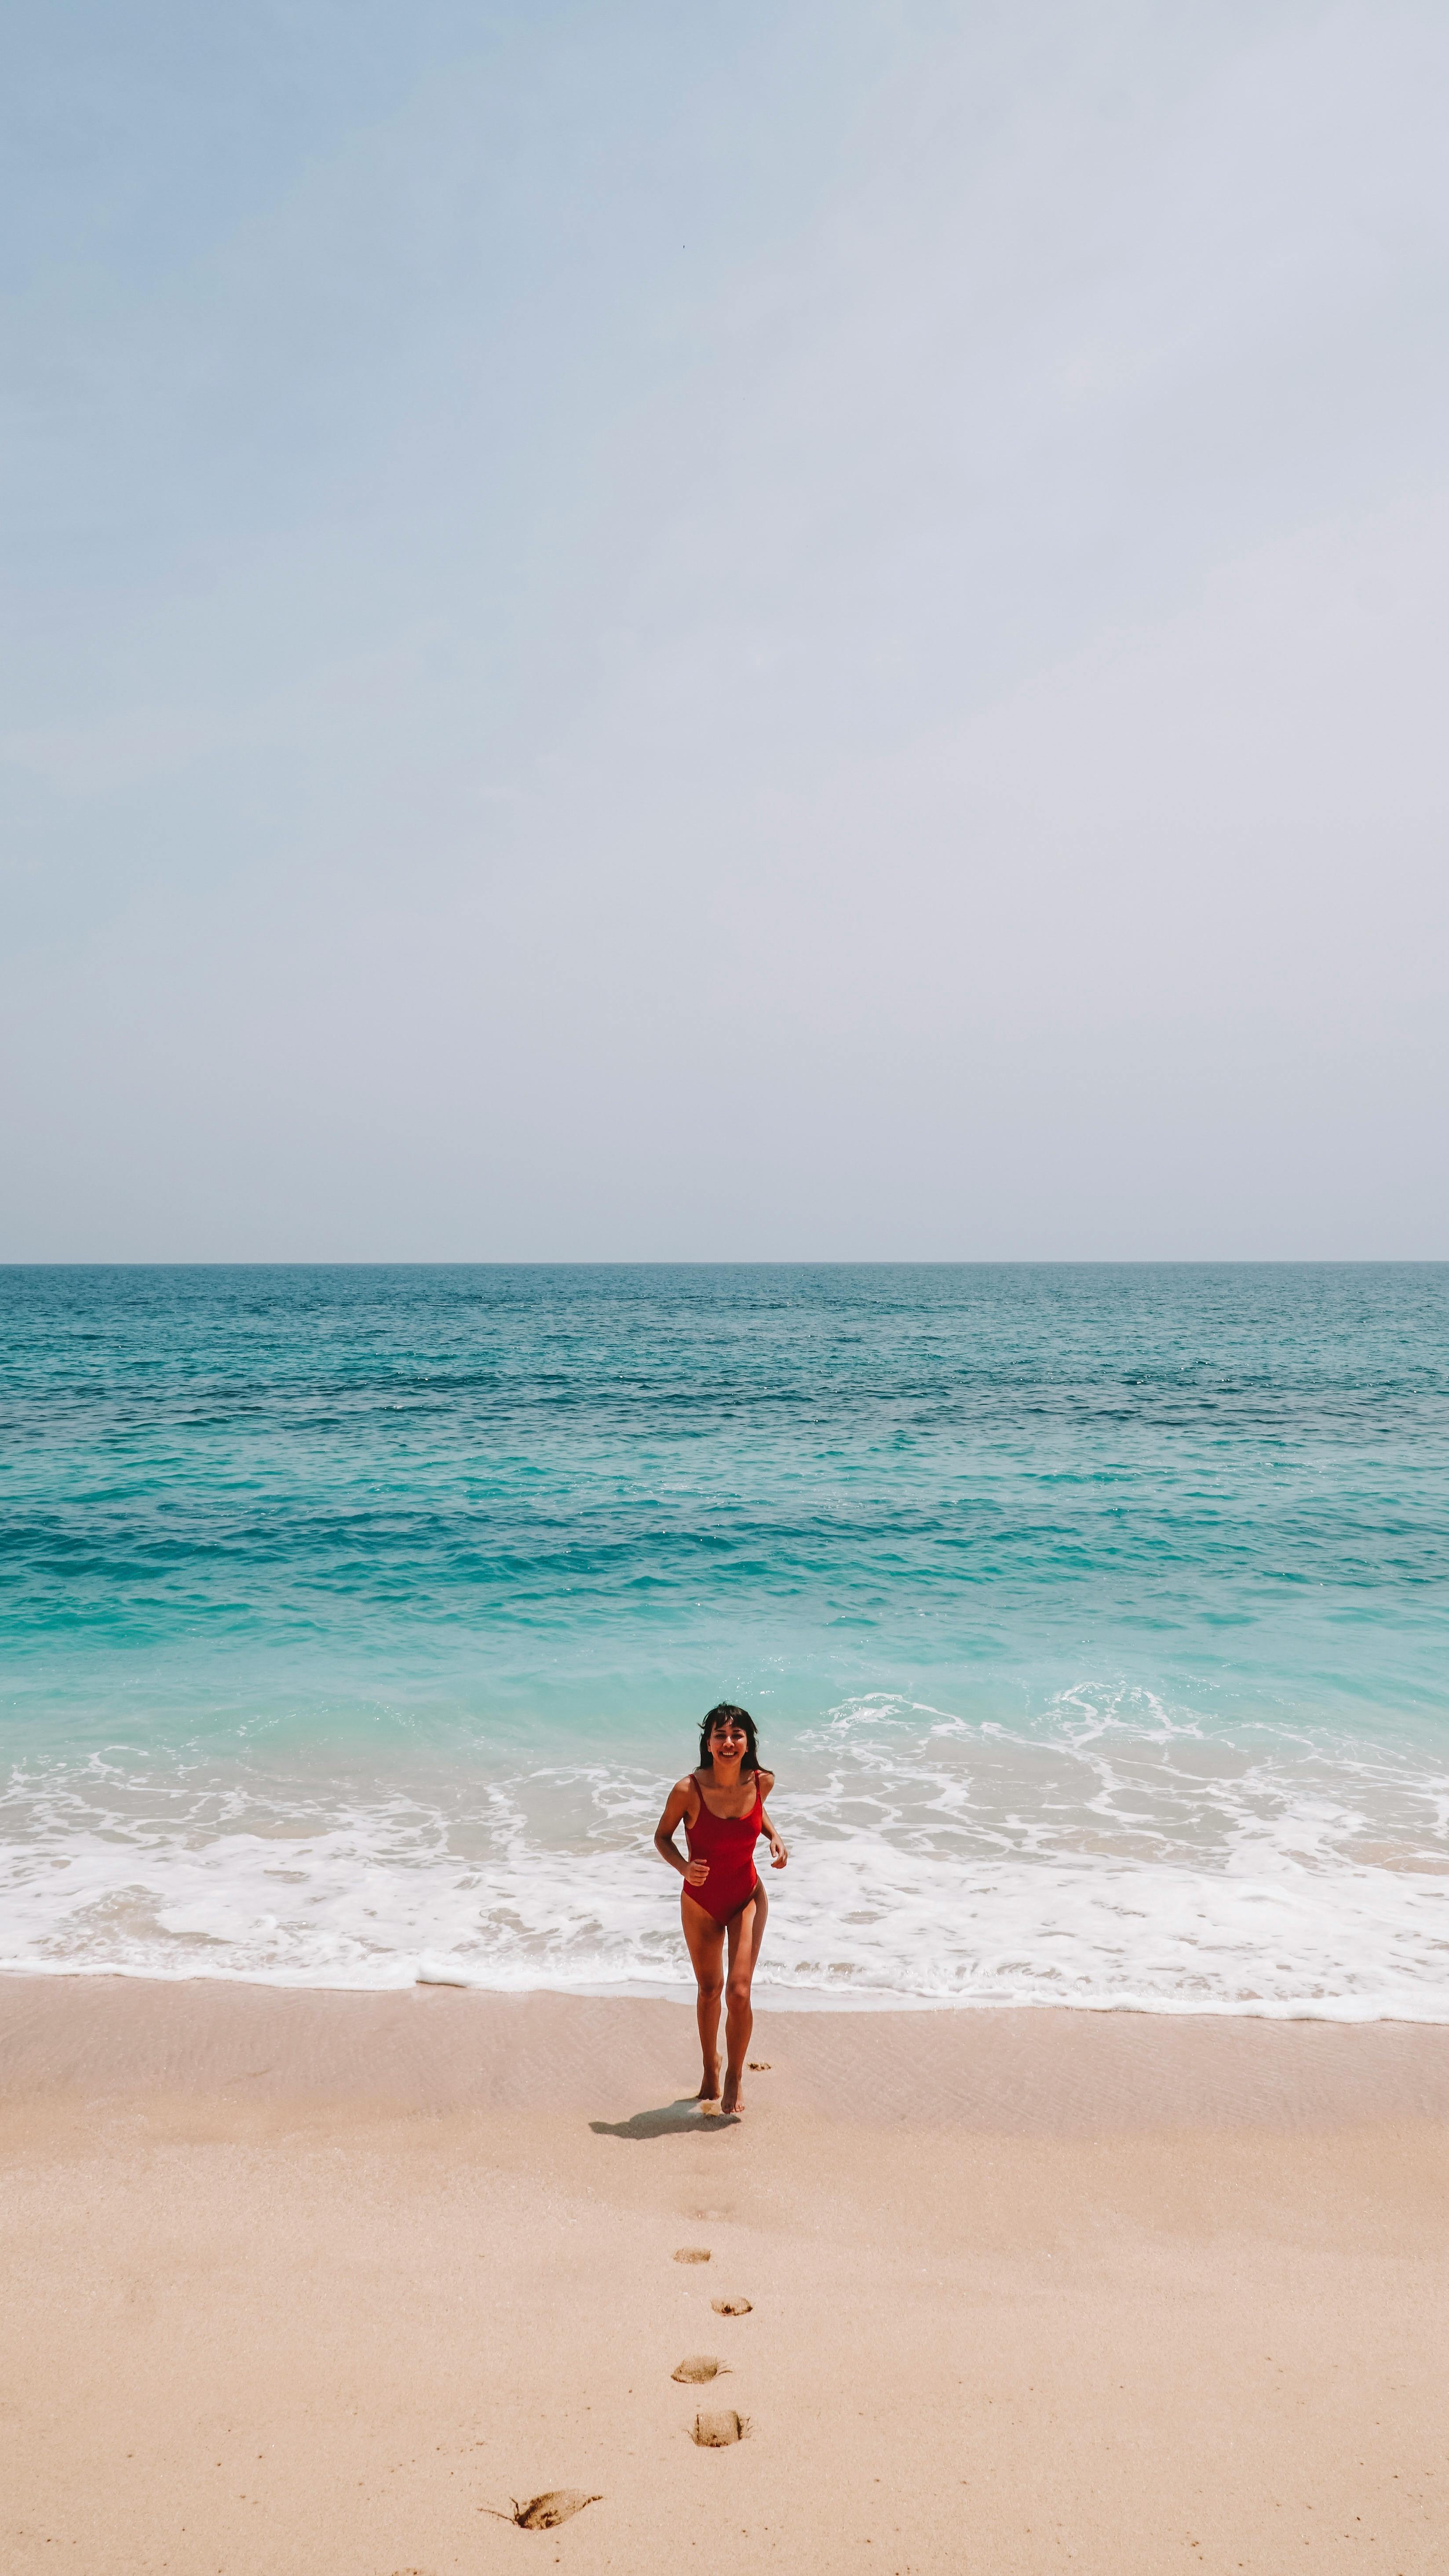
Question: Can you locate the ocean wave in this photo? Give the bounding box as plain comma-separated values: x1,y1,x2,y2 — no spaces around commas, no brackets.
2,1692,1447,2017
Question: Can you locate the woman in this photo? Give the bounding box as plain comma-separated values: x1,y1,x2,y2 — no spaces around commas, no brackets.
654,1703,788,2116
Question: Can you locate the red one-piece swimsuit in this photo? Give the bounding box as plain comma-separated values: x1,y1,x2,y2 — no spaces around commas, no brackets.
684,1775,764,1924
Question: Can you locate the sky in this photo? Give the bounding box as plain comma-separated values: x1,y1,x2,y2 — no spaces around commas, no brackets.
3,0,1446,1260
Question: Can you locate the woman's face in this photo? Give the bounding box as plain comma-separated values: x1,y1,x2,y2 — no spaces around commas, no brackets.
708,1717,747,1766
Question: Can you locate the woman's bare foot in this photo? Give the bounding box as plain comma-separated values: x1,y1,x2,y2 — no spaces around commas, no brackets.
696,2066,721,2108
720,2071,744,2116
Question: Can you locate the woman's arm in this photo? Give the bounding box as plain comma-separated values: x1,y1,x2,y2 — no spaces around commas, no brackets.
654,1777,709,1886
758,1773,788,1869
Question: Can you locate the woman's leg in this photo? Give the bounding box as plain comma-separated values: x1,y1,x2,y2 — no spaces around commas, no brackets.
720,1883,768,2115
680,1892,727,2101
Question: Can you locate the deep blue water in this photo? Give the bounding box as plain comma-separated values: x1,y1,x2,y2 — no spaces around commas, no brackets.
2,1264,1446,2008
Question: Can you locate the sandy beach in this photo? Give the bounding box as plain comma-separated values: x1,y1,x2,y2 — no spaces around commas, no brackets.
1,1979,1446,2574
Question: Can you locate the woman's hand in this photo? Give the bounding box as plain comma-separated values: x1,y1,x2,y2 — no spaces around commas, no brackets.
759,1788,787,1871
654,1776,704,1881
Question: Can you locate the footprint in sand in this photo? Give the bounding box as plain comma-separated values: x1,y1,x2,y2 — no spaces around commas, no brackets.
711,2295,752,2316
506,2492,602,2530
672,2355,726,2382
691,2410,748,2447
673,2246,711,2263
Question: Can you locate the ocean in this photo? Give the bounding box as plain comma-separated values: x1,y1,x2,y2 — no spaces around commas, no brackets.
2,1263,1446,2015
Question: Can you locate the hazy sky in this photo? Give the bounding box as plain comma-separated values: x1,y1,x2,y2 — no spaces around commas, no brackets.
4,0,1446,1258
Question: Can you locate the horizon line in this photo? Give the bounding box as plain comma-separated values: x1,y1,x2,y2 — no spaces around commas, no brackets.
4,1257,1448,1273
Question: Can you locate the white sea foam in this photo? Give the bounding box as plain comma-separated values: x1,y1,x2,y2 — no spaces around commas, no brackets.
3,1692,1448,2015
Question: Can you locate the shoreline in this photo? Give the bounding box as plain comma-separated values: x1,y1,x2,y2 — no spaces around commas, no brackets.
4,1975,1448,2572
7,1966,1449,2113
7,1972,1449,2137
8,1956,1449,2024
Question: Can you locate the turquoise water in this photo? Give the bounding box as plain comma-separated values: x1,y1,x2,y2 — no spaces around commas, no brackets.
2,1264,1447,2010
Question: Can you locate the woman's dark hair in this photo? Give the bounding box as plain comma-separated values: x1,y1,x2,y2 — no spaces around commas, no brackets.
699,1703,760,1776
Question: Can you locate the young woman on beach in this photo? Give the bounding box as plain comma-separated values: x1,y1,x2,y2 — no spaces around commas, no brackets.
653,1703,788,2116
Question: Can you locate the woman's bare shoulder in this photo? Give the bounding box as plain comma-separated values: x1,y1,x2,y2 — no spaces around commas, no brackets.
757,1768,776,1794
672,1770,701,1801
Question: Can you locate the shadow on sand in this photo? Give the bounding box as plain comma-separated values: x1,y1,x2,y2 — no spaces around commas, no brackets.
589,2097,739,2141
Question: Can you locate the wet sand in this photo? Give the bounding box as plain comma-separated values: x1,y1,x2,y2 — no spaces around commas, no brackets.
2,1976,1447,2573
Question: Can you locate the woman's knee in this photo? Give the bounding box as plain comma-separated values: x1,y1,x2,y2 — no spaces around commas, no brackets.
725,1974,752,2013
697,1974,725,2006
